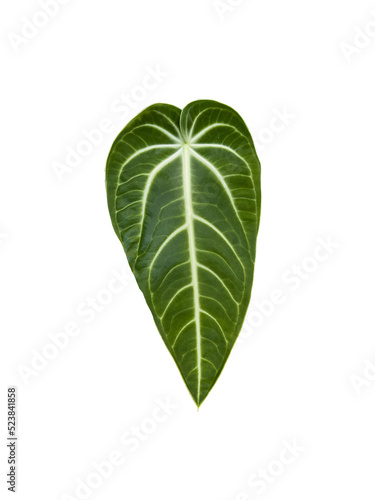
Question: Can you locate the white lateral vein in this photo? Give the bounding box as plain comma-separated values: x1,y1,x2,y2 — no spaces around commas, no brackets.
197,263,240,306
148,224,187,283
200,310,228,343
189,148,248,238
190,123,243,144
153,110,184,141
131,123,182,143
190,143,254,181
193,215,245,271
137,149,182,247
160,283,193,319
171,320,195,348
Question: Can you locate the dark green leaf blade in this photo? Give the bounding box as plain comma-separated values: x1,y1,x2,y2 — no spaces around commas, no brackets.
106,100,261,406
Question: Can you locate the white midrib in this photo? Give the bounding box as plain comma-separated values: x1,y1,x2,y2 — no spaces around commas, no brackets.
182,143,201,402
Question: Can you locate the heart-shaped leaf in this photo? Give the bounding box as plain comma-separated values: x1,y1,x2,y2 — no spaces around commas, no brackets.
106,100,261,406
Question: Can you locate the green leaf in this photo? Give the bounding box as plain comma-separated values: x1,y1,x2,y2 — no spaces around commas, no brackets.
106,100,261,406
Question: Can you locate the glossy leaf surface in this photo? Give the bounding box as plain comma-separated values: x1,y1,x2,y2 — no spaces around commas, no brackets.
106,100,261,406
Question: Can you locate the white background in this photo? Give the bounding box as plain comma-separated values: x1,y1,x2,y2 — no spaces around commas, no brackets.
1,0,375,499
